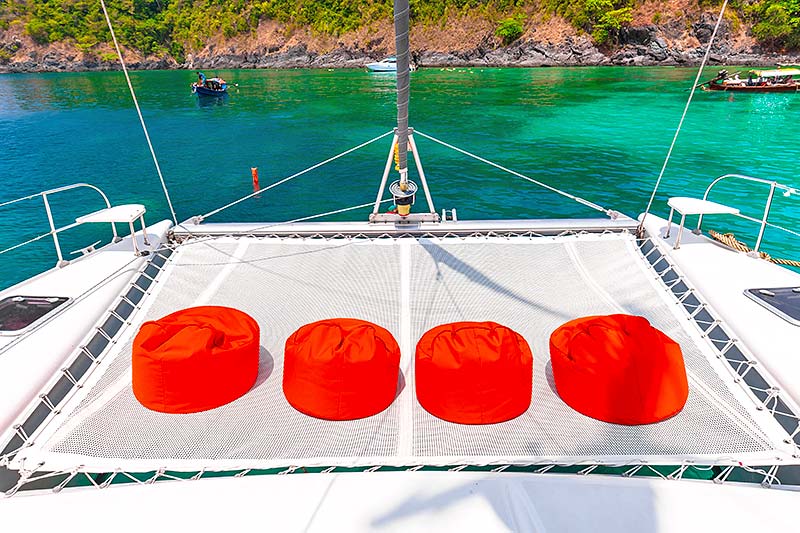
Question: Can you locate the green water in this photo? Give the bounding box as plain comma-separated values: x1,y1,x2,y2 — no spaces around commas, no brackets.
1,66,799,289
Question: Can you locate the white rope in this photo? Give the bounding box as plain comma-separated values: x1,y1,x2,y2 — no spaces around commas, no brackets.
244,198,394,234
0,232,52,256
98,0,178,226
638,0,729,232
172,199,395,267
0,191,43,209
414,130,609,214
199,130,395,221
733,212,800,240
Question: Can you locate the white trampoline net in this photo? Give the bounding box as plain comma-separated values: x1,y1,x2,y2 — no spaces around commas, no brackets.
14,233,797,473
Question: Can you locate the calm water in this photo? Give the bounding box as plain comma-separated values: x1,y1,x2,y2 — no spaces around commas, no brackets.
1,67,799,289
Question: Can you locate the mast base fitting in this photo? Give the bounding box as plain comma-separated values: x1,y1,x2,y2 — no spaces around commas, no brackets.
390,180,417,217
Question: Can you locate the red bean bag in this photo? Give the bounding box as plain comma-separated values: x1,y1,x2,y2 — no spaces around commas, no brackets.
416,321,533,424
132,306,260,414
283,318,400,421
550,314,688,425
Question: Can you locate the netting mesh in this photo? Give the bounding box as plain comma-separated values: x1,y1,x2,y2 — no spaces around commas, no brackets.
14,234,795,473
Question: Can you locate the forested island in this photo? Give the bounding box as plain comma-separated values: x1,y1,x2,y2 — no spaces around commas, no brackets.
1,0,799,72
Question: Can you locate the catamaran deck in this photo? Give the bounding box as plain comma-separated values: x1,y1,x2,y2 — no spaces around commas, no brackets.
9,230,798,475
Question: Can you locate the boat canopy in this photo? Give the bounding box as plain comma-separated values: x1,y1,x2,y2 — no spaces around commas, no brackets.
751,68,800,77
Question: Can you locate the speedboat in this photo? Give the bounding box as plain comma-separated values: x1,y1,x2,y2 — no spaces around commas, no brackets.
1,1,799,530
367,56,415,72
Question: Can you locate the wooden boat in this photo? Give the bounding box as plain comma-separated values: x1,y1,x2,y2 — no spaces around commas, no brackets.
705,68,800,92
191,76,227,96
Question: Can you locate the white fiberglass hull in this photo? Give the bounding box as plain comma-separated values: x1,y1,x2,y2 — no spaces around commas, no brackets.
3,471,798,532
0,221,172,435
367,62,398,72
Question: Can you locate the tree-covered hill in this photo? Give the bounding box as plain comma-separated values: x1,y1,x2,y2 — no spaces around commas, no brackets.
1,0,799,65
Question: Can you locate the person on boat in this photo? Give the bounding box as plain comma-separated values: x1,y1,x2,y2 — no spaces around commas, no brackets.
197,72,206,87
727,73,745,86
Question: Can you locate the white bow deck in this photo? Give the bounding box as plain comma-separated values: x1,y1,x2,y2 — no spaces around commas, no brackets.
10,230,797,474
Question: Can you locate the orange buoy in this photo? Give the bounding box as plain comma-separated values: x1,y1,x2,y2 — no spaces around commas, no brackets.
251,167,260,193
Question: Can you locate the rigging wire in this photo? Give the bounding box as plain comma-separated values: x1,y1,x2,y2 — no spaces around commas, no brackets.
242,198,394,234
637,0,729,234
99,0,178,226
198,130,394,221
414,130,610,214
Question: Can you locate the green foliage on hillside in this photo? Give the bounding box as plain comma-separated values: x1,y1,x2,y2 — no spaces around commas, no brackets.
1,0,800,58
748,0,800,48
495,16,524,44
543,0,632,44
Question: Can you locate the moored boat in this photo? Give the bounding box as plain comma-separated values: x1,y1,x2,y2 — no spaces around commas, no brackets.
366,56,416,72
191,72,228,96
704,68,800,92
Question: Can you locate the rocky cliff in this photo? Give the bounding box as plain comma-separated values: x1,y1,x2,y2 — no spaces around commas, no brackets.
1,6,798,73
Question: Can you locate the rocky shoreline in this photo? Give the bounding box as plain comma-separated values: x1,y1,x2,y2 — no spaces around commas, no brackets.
2,17,799,73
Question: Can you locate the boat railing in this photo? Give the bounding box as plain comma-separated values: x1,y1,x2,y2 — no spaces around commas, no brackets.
0,183,116,267
697,173,799,252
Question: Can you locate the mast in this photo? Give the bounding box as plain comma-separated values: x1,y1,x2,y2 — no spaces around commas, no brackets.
394,0,410,189
371,0,437,221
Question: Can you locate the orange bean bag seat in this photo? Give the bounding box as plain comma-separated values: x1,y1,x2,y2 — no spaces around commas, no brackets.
283,318,400,421
416,321,533,424
132,306,260,414
550,314,688,425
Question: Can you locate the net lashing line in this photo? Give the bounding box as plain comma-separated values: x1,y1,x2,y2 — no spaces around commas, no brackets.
98,0,178,226
196,130,395,223
172,198,396,266
173,226,630,270
177,229,624,246
637,0,729,236
708,230,800,268
413,130,615,217
3,458,785,497
0,245,179,471
638,237,800,456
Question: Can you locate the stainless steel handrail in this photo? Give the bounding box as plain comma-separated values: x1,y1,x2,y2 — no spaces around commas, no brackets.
0,183,115,266
697,174,798,252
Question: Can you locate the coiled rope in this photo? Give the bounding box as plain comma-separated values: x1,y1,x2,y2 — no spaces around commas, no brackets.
708,229,800,267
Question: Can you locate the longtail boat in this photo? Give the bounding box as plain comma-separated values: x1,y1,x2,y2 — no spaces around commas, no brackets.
704,68,800,92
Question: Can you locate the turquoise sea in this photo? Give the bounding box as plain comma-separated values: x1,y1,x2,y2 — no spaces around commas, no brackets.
1,66,799,289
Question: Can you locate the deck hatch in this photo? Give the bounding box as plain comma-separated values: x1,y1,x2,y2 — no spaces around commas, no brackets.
0,296,70,334
744,287,800,326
